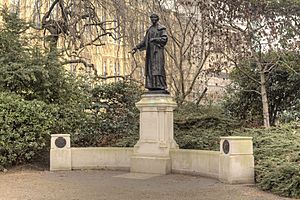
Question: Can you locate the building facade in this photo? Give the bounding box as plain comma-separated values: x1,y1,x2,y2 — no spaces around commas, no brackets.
0,0,230,103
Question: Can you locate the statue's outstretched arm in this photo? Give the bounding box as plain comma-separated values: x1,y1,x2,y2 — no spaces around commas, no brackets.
136,36,147,51
132,33,147,54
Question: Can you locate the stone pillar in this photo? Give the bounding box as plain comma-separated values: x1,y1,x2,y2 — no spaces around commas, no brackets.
130,94,178,174
219,136,254,184
50,134,72,171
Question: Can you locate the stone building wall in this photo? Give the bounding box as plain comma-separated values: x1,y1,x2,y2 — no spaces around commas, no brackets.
0,0,230,102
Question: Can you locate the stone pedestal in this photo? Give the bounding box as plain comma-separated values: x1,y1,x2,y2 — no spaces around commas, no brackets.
130,94,178,174
219,136,254,184
50,134,71,171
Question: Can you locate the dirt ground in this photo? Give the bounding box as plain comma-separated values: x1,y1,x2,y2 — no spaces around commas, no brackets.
0,169,295,200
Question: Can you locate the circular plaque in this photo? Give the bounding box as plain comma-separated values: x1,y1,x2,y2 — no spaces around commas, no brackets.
222,140,230,154
55,137,67,148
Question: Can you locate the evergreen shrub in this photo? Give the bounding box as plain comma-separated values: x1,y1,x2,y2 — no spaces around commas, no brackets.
72,81,142,147
174,103,239,150
0,92,55,170
171,103,300,198
241,124,300,198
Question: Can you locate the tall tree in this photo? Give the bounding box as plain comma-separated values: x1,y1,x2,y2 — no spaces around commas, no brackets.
31,0,122,76
211,0,300,127
225,52,300,126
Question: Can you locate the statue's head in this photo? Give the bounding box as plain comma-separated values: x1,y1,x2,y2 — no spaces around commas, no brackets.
150,14,159,25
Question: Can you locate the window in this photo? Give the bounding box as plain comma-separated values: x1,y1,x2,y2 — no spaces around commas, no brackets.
103,61,107,78
114,16,118,43
102,13,107,41
117,63,121,80
102,8,106,30
114,63,117,82
117,63,120,76
10,0,19,5
33,0,41,28
10,0,20,13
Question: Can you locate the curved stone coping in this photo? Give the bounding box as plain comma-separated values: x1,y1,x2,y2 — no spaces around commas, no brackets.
170,149,219,154
220,136,253,140
51,134,71,137
72,147,134,150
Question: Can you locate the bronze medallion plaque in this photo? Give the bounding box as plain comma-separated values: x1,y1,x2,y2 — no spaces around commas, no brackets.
55,137,66,148
223,140,230,154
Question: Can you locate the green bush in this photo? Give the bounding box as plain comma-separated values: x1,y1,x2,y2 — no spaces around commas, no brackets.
114,103,240,149
72,81,142,147
240,124,300,198
0,92,55,170
223,52,300,126
174,103,240,150
172,103,300,198
174,112,300,198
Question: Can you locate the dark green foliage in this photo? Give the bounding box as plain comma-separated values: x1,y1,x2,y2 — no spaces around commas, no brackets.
224,52,300,126
0,10,92,168
174,103,239,150
0,8,298,199
49,75,92,135
171,102,300,198
72,81,142,147
113,102,240,149
172,104,300,198
175,103,239,130
0,9,83,105
239,124,300,198
0,92,55,170
91,81,141,135
0,10,91,135
0,10,50,101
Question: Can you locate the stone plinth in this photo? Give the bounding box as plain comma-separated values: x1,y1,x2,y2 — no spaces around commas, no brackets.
130,94,178,174
50,134,71,171
219,136,254,184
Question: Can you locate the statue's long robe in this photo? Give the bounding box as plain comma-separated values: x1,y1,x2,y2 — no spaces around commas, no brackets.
136,24,168,90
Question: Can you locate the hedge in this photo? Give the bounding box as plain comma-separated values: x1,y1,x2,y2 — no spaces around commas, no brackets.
174,106,300,198
240,124,300,198
0,92,55,170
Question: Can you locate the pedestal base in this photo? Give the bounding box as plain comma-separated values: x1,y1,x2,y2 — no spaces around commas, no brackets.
131,156,171,174
219,137,255,184
219,154,255,184
50,149,71,171
50,134,71,171
131,94,177,175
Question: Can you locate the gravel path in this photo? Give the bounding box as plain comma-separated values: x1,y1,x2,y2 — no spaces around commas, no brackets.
0,170,294,200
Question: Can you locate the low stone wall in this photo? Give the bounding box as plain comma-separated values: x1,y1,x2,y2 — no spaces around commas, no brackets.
71,147,133,171
50,134,254,184
56,146,220,178
170,149,219,178
50,140,220,178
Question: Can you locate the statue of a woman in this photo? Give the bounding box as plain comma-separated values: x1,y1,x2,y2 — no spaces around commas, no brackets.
132,14,168,93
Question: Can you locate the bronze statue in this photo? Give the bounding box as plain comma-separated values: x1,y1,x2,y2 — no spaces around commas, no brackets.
132,14,168,93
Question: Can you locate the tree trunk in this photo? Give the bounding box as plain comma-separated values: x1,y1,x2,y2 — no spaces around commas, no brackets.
260,67,270,128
